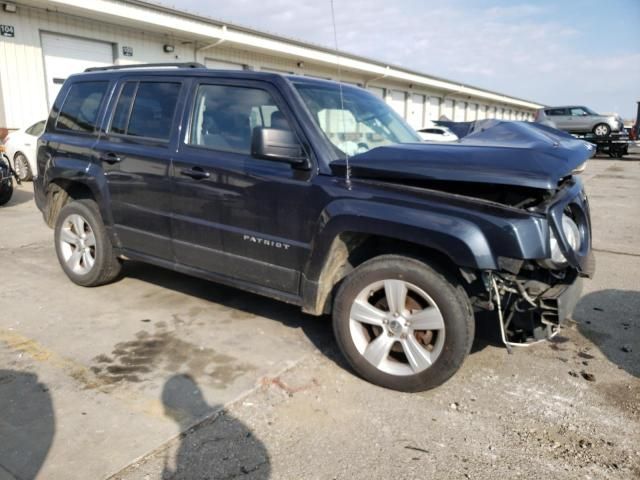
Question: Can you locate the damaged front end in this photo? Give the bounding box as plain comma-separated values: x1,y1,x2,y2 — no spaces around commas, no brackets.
475,176,595,351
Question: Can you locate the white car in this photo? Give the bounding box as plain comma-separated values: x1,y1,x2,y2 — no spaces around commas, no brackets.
417,121,458,142
2,120,46,181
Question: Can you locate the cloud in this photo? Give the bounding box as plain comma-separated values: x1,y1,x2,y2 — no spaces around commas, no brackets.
169,0,639,117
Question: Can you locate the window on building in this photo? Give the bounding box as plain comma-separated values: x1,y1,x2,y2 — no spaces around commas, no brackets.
56,81,109,132
189,84,292,154
109,82,181,140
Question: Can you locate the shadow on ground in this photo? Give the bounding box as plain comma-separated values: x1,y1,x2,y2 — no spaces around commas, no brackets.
123,261,336,354
5,183,34,207
574,289,640,378
160,373,270,479
0,370,54,480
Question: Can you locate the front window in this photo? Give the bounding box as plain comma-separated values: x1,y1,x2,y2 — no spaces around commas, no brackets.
294,83,421,158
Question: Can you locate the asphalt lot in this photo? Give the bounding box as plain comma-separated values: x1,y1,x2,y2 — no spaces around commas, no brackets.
1,151,639,479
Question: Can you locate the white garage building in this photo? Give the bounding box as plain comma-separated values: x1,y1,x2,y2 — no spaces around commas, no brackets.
0,0,543,136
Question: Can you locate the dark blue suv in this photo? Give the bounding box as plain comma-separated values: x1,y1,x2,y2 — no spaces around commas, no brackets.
34,64,594,391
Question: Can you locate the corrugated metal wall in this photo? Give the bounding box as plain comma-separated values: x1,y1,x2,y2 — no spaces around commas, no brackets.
0,3,536,130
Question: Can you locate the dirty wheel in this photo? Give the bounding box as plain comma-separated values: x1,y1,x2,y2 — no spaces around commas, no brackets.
13,153,32,182
333,255,474,392
54,199,121,286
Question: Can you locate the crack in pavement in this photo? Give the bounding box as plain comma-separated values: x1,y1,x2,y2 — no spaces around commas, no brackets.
593,248,640,258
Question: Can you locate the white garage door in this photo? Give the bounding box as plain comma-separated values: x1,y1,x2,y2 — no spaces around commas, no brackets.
442,99,454,120
367,86,385,100
427,97,441,121
408,94,425,129
467,103,478,121
454,101,466,121
388,90,406,118
42,33,113,109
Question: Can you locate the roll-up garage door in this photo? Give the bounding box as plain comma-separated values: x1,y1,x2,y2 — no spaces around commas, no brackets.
427,97,441,121
454,101,466,121
389,90,406,118
41,33,113,109
442,99,454,120
408,94,425,129
368,86,384,100
467,103,478,121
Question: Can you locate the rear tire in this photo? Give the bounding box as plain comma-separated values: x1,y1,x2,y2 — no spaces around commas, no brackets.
332,255,474,392
593,123,610,137
13,153,32,182
54,199,122,286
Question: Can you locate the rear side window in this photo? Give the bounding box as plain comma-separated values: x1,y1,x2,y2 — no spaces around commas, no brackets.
109,81,181,140
56,81,109,132
545,108,567,116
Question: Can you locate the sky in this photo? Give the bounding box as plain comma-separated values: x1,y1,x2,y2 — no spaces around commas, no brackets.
162,0,640,118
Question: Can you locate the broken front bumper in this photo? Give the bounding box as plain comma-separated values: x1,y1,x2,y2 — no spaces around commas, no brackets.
489,268,585,348
539,275,583,327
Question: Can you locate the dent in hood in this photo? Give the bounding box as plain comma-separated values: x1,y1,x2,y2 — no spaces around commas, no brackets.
331,120,595,190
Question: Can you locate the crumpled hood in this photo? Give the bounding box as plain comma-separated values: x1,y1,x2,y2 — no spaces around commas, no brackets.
331,120,595,190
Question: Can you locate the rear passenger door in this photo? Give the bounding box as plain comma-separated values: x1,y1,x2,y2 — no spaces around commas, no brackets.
171,79,315,294
95,77,186,260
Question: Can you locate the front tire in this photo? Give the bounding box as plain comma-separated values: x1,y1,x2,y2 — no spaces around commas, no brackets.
13,153,32,181
332,255,474,392
54,199,122,286
593,123,611,137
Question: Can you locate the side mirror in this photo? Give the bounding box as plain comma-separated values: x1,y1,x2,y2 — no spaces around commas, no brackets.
251,127,309,168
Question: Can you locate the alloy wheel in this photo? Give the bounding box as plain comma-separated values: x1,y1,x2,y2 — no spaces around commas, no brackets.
59,214,97,275
348,279,445,376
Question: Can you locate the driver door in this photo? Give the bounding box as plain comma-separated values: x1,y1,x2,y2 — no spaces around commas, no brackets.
171,80,317,294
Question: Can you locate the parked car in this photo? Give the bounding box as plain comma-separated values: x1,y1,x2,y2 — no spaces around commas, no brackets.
34,64,594,392
2,119,46,181
417,121,458,142
535,106,623,137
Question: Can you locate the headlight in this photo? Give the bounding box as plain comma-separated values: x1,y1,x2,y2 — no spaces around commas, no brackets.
541,214,580,269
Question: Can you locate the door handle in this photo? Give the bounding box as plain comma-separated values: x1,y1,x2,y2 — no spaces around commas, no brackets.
99,152,122,164
180,166,210,180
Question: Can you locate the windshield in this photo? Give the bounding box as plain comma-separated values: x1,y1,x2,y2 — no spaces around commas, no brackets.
583,106,598,115
294,82,421,158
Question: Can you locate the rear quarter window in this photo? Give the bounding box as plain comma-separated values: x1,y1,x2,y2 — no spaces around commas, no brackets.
56,81,109,133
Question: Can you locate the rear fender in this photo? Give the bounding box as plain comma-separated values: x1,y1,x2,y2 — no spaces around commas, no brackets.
43,158,115,232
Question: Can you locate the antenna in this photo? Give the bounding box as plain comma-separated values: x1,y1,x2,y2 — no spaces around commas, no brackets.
330,0,351,189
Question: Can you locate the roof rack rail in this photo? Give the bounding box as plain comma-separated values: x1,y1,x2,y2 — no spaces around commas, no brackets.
84,62,206,72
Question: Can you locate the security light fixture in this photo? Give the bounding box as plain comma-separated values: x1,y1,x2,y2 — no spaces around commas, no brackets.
296,61,304,68
163,44,175,53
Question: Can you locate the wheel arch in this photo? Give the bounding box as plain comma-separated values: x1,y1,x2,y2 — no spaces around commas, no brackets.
300,201,496,315
42,170,113,231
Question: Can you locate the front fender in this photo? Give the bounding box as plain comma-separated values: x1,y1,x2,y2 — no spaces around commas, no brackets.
305,199,497,282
